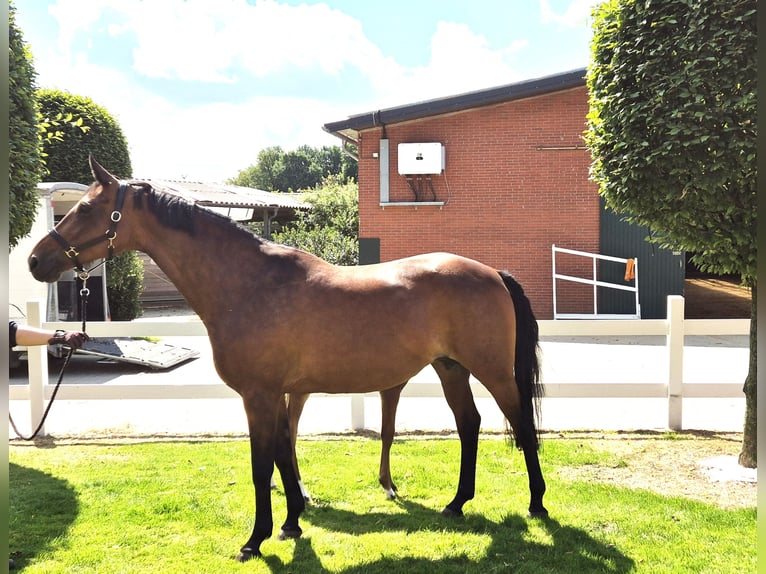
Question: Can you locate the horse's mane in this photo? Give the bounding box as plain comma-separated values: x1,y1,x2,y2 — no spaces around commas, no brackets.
129,180,261,243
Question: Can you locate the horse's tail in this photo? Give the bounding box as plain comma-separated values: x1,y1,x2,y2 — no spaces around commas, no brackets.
498,270,544,450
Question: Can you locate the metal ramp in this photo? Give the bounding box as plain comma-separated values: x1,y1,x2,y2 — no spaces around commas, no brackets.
74,337,200,370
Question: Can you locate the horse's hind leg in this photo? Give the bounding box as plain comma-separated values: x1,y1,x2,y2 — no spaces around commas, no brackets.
378,382,407,499
432,358,481,517
514,401,547,517
482,377,547,518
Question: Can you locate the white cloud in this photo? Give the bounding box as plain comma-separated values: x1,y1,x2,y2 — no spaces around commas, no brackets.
47,0,106,58
539,0,599,29
364,21,527,110
127,97,344,182
48,0,390,83
422,22,525,95
28,46,342,181
32,0,537,180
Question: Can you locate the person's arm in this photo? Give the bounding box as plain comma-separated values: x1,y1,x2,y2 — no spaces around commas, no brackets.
11,323,90,349
12,324,56,347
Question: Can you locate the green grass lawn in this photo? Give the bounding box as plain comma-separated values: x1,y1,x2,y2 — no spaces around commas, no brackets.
9,436,755,573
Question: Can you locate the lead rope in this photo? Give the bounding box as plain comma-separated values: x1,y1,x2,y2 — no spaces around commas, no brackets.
9,272,91,441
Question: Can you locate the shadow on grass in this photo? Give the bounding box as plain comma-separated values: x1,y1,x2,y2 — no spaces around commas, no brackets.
9,463,79,570
260,500,635,574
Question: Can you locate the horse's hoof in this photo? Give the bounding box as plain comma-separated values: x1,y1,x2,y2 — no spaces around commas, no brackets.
528,508,549,519
384,487,397,500
441,506,464,518
236,547,261,562
278,527,303,540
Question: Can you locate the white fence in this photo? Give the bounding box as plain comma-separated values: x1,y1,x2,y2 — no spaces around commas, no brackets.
11,297,749,436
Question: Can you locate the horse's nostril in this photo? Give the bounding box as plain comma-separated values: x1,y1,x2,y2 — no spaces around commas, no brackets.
28,255,38,271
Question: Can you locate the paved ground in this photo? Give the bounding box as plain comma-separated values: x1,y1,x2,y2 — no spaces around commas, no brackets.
9,323,749,438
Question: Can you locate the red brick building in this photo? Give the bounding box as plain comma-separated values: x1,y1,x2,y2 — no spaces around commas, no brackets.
323,69,682,319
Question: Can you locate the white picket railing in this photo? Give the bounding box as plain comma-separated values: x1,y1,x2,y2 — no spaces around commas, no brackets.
11,297,749,436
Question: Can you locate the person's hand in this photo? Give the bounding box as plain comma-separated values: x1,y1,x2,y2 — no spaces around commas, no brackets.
49,330,90,350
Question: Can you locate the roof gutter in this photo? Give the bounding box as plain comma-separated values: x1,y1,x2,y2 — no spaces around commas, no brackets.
322,68,587,143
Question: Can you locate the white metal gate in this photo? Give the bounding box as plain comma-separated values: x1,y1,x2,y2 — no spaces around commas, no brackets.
552,244,640,319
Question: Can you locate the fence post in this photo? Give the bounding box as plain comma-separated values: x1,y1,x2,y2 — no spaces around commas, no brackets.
666,295,685,431
351,394,365,430
26,299,49,437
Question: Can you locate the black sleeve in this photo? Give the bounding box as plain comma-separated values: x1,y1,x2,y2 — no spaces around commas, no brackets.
9,320,18,348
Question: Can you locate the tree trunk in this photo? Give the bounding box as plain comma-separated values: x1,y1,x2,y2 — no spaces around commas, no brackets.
738,282,756,468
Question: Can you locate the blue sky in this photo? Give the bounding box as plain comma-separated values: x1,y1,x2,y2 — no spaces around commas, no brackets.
15,0,599,182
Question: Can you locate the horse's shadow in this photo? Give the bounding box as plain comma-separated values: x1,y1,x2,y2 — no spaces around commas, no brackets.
261,499,635,573
9,463,80,570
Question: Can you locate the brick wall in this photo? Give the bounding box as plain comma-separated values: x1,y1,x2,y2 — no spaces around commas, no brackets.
357,86,599,319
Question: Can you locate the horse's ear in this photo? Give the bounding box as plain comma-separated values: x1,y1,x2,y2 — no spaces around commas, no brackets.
89,154,116,186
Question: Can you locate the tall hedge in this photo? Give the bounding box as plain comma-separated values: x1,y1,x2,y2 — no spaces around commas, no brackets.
37,89,132,183
586,0,756,466
586,0,756,280
9,1,44,249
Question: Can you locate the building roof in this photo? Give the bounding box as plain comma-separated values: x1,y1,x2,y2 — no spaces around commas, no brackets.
323,68,587,144
145,179,309,211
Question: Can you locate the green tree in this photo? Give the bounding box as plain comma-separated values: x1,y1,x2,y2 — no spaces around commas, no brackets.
278,147,322,192
229,144,357,192
271,176,359,265
9,0,44,249
297,144,358,182
38,89,142,320
230,146,284,190
586,0,756,465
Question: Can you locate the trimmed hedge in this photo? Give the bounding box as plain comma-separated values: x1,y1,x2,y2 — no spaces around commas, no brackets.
37,89,132,183
9,2,44,248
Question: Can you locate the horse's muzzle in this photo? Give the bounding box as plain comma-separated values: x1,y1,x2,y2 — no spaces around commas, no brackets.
28,253,62,283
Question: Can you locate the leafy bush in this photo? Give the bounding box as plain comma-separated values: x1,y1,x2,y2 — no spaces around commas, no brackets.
271,176,359,265
106,252,144,321
275,226,359,266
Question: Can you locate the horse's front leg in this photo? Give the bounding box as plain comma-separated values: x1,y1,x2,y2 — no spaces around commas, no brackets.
237,392,285,562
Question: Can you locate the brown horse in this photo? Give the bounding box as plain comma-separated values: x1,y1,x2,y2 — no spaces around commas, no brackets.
28,156,547,561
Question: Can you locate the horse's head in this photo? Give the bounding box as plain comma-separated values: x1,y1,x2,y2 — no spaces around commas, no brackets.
28,155,133,283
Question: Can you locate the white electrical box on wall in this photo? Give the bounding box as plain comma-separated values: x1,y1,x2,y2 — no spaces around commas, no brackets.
397,142,445,175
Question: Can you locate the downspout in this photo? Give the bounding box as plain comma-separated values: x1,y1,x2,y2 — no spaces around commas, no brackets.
374,111,389,204
262,207,280,240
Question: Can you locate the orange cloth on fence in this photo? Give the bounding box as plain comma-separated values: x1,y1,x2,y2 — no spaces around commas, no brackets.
624,258,636,282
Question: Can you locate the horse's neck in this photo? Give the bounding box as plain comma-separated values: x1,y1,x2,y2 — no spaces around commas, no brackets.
138,214,295,321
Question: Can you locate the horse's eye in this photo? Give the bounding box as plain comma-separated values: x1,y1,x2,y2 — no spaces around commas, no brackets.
78,202,93,215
